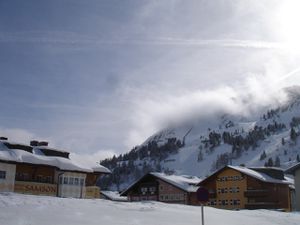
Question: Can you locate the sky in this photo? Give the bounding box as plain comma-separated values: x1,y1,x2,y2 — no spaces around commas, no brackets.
0,0,300,163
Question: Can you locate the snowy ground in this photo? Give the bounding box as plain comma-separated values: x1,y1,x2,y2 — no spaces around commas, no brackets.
0,193,299,225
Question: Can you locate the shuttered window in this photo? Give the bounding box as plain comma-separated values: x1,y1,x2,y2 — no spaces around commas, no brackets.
0,171,6,179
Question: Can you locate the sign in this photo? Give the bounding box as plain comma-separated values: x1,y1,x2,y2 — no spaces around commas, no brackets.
196,187,209,202
14,181,57,196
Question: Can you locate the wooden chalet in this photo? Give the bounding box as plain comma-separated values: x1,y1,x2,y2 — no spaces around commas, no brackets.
197,165,293,211
0,138,110,199
121,172,201,205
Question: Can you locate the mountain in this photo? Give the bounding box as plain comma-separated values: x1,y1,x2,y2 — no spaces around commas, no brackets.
99,86,300,191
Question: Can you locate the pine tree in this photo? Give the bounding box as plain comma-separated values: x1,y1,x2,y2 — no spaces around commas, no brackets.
266,157,274,167
291,127,297,142
281,138,285,145
260,151,267,161
198,150,203,162
275,156,281,167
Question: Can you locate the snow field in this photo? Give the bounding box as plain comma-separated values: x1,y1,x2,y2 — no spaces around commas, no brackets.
0,193,299,225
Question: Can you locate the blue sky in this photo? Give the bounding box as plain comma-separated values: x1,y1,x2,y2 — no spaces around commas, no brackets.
0,0,300,162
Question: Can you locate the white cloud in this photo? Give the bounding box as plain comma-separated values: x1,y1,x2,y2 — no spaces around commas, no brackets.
124,69,291,148
0,127,43,144
70,150,116,168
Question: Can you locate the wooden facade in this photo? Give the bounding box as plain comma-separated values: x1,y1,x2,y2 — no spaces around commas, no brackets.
121,173,199,205
15,163,55,183
198,166,292,211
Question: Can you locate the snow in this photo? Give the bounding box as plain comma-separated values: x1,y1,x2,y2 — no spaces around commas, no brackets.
228,166,293,185
137,89,300,180
0,193,299,225
101,191,128,201
122,172,201,196
150,172,201,192
286,162,300,175
36,146,69,154
0,141,110,174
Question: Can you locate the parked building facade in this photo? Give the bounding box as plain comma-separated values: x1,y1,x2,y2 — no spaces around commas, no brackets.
121,172,201,205
197,166,293,211
0,137,110,198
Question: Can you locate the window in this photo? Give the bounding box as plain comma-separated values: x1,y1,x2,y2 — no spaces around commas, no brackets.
80,178,84,186
233,199,240,205
141,187,147,194
63,177,68,184
69,177,74,185
74,178,79,185
0,171,6,179
149,187,156,194
210,200,216,206
46,176,52,183
36,175,43,182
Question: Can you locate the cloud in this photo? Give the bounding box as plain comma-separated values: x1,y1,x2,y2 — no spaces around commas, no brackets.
70,150,116,168
0,127,44,144
124,69,291,148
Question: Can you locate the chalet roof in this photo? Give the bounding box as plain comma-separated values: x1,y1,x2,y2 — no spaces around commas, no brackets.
121,172,201,196
101,191,128,202
150,172,201,192
285,163,300,175
0,141,110,174
198,165,293,186
35,146,70,154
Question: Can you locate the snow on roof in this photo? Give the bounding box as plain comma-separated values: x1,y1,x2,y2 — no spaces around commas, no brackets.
285,162,300,175
227,166,293,185
0,141,110,174
92,165,111,174
101,191,128,201
121,172,201,196
35,146,69,154
150,172,201,192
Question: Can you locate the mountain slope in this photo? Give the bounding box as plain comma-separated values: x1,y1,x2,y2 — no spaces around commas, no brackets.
99,86,300,191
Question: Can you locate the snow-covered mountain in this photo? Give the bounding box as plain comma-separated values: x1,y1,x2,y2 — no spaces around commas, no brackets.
99,86,300,190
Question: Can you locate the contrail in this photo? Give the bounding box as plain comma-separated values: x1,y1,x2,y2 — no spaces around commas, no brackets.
0,31,285,50
276,67,300,82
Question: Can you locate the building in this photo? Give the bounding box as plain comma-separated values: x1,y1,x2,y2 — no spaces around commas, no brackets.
121,172,201,205
285,162,300,211
0,137,110,198
197,165,293,211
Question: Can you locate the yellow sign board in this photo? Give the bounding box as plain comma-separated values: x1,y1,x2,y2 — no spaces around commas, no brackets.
14,181,57,196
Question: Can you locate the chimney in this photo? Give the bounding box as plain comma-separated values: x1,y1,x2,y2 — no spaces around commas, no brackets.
38,141,49,147
0,137,8,141
30,140,39,146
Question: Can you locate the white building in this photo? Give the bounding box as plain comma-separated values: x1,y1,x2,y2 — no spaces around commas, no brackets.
0,137,110,198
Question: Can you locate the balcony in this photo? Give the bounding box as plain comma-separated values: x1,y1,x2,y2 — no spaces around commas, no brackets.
244,189,268,198
245,202,279,210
